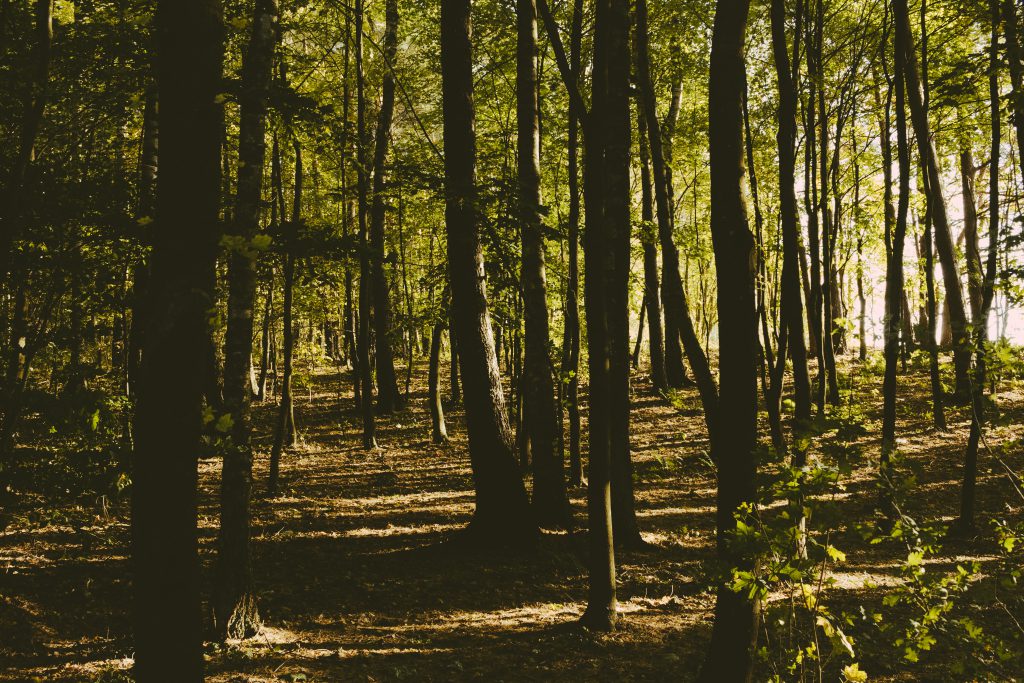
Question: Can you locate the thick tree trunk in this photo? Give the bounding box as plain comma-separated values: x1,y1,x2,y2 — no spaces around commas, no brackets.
368,0,402,414
700,0,758,678
215,0,276,641
440,0,536,545
518,0,568,529
131,0,222,677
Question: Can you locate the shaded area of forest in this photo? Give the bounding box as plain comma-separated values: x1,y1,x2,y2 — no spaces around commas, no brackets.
2,356,1022,681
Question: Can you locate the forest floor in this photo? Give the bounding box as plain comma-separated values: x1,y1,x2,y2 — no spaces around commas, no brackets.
1,352,1023,682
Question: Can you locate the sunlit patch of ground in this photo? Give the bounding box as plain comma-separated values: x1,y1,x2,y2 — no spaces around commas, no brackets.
1,352,1022,681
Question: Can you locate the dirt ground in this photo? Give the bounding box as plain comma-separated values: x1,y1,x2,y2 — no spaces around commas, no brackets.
1,353,1022,682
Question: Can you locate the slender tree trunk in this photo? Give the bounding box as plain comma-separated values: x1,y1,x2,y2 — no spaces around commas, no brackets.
257,278,272,401
368,0,402,414
268,139,300,494
895,0,971,398
700,0,758,677
132,0,222,677
428,314,448,444
355,0,377,447
518,0,567,529
881,0,912,521
769,0,812,438
440,0,536,545
960,146,984,322
560,0,583,487
957,0,1001,532
215,0,276,640
922,182,946,430
0,0,53,281
1004,0,1024,187
636,89,668,391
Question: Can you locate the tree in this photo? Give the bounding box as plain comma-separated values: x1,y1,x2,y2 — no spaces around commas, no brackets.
215,0,277,641
440,0,536,545
368,0,403,414
517,0,568,529
131,0,222,677
700,0,759,677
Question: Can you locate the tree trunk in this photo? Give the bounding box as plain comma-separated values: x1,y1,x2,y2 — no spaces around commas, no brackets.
0,0,53,281
560,0,583,488
959,146,983,322
428,315,448,444
215,0,276,641
700,0,759,677
355,0,377,447
636,93,668,391
769,0,812,438
957,0,1001,532
881,0,912,521
895,0,971,398
440,0,536,545
131,0,222,677
518,0,567,529
268,138,300,494
368,0,402,414
1003,0,1024,187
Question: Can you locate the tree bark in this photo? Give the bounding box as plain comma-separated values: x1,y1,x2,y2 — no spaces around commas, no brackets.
518,0,568,529
440,0,536,545
700,0,758,677
368,0,402,414
215,0,276,641
132,0,222,677
895,0,971,397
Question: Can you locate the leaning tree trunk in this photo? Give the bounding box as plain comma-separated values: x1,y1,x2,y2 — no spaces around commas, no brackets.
131,0,222,677
895,0,971,398
700,0,759,678
518,0,568,529
215,0,276,641
368,0,402,414
440,0,536,545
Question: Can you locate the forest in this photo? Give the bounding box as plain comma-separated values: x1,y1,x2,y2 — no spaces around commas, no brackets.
1,0,1024,679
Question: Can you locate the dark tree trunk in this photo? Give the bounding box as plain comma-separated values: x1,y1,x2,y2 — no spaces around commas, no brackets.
882,0,912,521
257,278,272,401
215,0,276,641
440,0,536,545
1004,0,1024,187
268,139,300,494
355,0,377,447
448,313,460,403
700,0,758,678
895,0,971,398
560,0,583,488
368,0,402,414
957,0,1001,532
131,0,222,677
636,81,667,392
770,0,812,439
518,0,568,529
0,0,52,281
